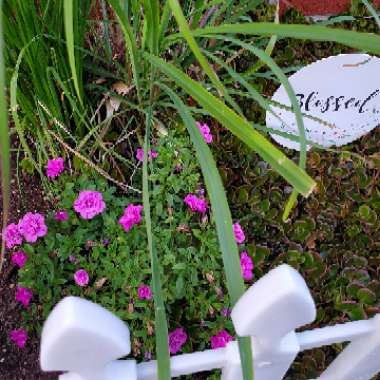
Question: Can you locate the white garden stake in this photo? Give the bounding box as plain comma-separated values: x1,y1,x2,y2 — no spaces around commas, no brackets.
40,264,380,380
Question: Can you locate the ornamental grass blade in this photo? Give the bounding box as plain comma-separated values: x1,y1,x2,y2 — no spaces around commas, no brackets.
146,53,315,197
142,109,171,380
0,0,10,273
63,0,83,106
167,23,380,54
158,82,254,380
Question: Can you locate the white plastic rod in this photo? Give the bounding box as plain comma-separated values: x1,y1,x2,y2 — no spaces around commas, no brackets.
318,315,380,380
137,348,226,380
297,319,374,351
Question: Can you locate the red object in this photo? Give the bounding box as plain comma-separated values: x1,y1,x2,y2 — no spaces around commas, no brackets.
280,0,380,16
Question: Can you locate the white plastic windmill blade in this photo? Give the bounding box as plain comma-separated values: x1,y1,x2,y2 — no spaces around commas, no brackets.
231,264,316,346
40,296,131,373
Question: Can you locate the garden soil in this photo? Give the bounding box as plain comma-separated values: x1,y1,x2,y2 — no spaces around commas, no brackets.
0,144,57,380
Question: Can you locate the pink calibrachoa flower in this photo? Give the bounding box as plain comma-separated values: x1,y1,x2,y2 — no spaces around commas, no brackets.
54,210,69,222
74,269,89,287
3,223,23,249
196,122,213,144
15,287,33,307
11,251,28,268
18,213,48,243
46,157,65,178
73,191,106,220
138,285,152,300
184,194,207,213
119,204,143,232
233,223,245,244
9,328,28,348
136,148,158,162
210,330,233,349
240,251,254,281
168,327,187,354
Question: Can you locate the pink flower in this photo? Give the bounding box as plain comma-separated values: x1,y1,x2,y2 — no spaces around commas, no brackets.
11,251,28,268
136,148,158,162
184,194,207,213
233,223,245,244
73,191,106,219
15,287,33,307
119,204,143,232
196,122,213,144
168,327,187,354
18,213,48,243
3,223,23,249
240,251,254,281
210,330,233,349
46,157,64,178
54,210,69,221
9,328,28,348
138,285,152,300
74,269,89,287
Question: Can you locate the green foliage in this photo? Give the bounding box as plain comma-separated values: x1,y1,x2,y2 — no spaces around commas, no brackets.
19,130,245,362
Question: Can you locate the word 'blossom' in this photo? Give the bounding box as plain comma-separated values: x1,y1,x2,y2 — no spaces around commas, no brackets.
240,251,254,280
11,251,28,268
138,285,152,300
54,210,69,221
74,269,89,287
210,330,233,349
136,148,158,162
46,157,65,178
168,327,187,354
184,194,207,213
74,191,106,220
9,328,28,348
119,204,143,232
233,223,245,244
18,213,48,243
15,287,33,307
196,122,213,144
4,223,23,249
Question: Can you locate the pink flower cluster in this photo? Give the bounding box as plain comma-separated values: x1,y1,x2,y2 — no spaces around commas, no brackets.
46,157,65,178
119,204,143,232
233,223,245,244
168,327,187,354
15,287,33,308
4,213,48,248
74,269,90,287
184,194,207,213
9,328,28,348
210,330,233,349
54,210,69,221
196,122,213,144
240,251,254,281
11,251,28,268
138,285,152,300
136,148,158,162
74,191,106,219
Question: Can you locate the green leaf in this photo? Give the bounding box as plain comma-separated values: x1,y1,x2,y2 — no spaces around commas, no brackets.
168,23,380,54
158,82,254,380
147,53,316,197
0,0,10,273
63,0,83,106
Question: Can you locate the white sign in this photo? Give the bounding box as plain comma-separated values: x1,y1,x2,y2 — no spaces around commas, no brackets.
266,54,380,150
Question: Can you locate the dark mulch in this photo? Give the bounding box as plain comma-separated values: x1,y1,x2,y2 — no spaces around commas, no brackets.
0,145,56,380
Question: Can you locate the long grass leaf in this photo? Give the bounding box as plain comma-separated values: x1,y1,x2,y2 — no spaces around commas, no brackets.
146,53,315,197
0,0,10,273
166,23,380,53
143,108,171,380
64,0,83,106
158,82,254,380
